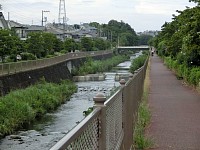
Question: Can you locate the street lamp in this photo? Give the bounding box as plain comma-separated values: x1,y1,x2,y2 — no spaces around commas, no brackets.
42,10,50,26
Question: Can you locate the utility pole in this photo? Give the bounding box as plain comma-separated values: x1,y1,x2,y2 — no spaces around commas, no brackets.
110,31,112,50
8,12,10,21
42,10,50,26
117,35,120,48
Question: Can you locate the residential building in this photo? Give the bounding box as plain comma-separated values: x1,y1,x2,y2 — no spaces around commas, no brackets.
9,20,28,40
0,12,10,29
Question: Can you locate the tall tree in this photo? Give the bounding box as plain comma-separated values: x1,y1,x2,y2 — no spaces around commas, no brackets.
26,32,44,58
42,32,57,56
64,38,76,52
81,37,93,51
0,29,20,62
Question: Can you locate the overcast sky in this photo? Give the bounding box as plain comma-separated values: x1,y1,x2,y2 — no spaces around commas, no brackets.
1,0,196,32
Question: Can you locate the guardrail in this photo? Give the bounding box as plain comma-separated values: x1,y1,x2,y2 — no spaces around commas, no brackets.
0,50,112,76
50,57,149,150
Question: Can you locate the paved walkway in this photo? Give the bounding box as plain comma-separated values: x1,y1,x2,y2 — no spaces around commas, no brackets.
147,55,200,150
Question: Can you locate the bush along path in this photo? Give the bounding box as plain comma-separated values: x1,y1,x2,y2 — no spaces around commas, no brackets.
0,79,77,138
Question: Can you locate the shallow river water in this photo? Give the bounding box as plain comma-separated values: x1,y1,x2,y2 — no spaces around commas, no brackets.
0,52,142,150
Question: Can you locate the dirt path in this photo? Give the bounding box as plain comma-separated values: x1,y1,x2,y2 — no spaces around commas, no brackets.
147,55,200,150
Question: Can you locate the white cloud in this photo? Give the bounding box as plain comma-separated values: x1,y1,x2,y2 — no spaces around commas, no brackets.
1,0,197,31
134,0,195,15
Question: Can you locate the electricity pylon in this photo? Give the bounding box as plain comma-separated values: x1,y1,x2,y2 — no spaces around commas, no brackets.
58,0,67,24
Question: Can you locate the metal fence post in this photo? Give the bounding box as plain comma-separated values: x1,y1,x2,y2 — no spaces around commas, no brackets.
93,93,107,150
129,73,134,80
119,79,126,87
119,79,126,150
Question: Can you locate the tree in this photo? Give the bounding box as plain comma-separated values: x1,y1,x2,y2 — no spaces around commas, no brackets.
189,0,200,5
0,29,21,62
138,34,153,45
64,38,76,52
152,4,200,66
93,38,106,50
54,38,63,52
42,32,57,56
81,37,93,51
26,32,44,58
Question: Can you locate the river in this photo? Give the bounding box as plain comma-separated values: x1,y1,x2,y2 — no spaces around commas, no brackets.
0,51,142,150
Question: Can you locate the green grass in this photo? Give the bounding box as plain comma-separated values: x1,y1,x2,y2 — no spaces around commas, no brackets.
72,55,129,76
0,79,77,138
133,60,154,149
134,101,153,149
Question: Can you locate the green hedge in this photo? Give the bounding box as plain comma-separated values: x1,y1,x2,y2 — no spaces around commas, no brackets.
164,57,200,86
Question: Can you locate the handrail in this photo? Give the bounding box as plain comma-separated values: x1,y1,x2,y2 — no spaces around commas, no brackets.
50,108,101,150
49,56,149,150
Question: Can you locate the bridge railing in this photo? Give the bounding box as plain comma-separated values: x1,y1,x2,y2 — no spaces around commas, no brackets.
0,50,112,76
50,57,149,150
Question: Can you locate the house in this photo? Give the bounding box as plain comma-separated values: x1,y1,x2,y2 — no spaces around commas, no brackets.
0,12,10,29
9,20,28,40
25,25,45,35
46,23,72,41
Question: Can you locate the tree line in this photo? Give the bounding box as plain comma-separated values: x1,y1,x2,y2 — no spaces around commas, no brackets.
149,0,200,67
0,30,111,62
0,20,153,63
149,0,200,87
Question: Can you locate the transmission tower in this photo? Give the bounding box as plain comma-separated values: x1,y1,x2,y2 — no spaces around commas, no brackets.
58,0,67,24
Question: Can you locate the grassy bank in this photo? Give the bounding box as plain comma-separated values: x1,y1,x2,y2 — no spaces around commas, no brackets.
72,55,129,76
0,79,77,138
133,59,153,149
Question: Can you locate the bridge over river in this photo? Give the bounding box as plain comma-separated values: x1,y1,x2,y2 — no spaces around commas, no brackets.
117,45,150,53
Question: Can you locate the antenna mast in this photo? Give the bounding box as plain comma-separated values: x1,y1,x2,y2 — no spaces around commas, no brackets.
58,0,67,24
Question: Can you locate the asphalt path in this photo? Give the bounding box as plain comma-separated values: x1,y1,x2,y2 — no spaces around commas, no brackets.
147,55,200,150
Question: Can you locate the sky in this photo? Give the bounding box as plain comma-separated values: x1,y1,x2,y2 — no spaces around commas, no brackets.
0,0,196,32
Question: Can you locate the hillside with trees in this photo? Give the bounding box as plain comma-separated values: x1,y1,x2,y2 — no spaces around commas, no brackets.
90,20,139,47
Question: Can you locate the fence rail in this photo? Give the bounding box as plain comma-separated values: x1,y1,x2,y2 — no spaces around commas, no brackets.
0,50,112,76
50,57,149,150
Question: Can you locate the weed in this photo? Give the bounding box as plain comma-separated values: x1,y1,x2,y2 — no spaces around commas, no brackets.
0,80,77,138
133,60,154,149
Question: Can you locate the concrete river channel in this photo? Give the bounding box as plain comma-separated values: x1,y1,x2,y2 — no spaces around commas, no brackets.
0,51,142,150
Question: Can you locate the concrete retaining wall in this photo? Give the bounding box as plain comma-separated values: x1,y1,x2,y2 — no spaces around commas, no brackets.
0,53,113,96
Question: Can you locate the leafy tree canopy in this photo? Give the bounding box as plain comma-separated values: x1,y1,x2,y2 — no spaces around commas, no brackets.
152,2,200,66
90,20,138,46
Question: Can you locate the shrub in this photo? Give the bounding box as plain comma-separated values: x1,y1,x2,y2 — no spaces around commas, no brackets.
72,55,129,76
188,68,200,86
0,80,77,138
130,54,148,73
20,52,36,60
165,56,200,87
